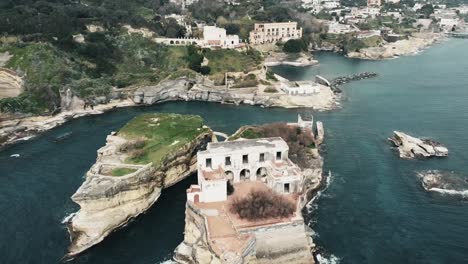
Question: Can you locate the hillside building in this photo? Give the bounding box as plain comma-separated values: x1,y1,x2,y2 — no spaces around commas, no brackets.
249,22,302,45
187,137,304,203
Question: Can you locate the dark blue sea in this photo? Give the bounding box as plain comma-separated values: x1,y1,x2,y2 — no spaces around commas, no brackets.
1,39,467,264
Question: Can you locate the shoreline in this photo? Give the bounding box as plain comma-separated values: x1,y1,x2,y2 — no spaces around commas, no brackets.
346,33,445,60
0,78,339,151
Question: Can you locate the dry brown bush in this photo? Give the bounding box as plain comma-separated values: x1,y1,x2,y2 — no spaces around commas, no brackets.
258,123,315,168
120,138,146,152
130,149,146,159
229,188,296,221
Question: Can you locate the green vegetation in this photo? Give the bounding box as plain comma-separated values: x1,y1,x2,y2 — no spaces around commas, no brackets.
111,168,138,177
283,39,308,53
205,49,262,75
0,33,192,113
118,113,209,168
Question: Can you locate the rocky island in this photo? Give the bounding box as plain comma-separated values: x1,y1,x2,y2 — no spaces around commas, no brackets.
174,115,325,263
65,113,213,257
388,131,448,159
417,170,468,196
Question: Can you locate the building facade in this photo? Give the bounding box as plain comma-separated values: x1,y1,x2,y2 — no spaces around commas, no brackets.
203,26,240,49
280,81,321,95
249,22,303,45
187,137,304,203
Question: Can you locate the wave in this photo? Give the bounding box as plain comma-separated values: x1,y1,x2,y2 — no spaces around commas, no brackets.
157,260,176,264
416,170,468,197
306,170,334,213
316,253,341,264
61,212,77,224
427,187,468,197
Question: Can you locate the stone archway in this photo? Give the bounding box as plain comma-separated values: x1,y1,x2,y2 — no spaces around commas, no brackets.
240,169,250,181
170,40,174,45
256,167,267,181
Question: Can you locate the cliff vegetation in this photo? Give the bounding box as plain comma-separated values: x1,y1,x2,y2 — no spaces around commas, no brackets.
118,113,210,168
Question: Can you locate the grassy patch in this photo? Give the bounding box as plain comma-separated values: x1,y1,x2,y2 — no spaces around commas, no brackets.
111,168,138,176
205,49,262,74
118,113,209,168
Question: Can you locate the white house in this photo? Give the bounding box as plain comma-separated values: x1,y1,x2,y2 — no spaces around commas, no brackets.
327,21,357,34
187,137,304,203
440,18,460,31
203,26,240,49
281,81,321,96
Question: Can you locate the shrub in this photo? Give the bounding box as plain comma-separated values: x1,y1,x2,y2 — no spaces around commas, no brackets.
119,138,146,152
283,39,308,53
230,189,296,220
130,149,146,159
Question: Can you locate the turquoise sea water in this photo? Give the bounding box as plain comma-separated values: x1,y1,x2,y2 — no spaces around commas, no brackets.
0,39,467,263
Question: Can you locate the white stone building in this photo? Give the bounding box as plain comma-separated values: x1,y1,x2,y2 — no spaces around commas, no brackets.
440,18,460,31
327,21,357,34
187,137,304,203
203,26,240,49
280,81,321,96
153,25,241,49
249,22,303,45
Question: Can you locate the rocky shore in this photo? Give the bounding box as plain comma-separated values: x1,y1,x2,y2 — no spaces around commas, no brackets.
416,170,468,197
347,33,444,60
0,77,337,150
65,114,213,257
389,131,448,159
264,52,318,67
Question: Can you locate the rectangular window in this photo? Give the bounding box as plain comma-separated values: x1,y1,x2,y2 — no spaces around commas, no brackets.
242,154,248,164
206,158,212,168
259,153,265,162
225,156,231,166
276,151,282,160
284,183,290,193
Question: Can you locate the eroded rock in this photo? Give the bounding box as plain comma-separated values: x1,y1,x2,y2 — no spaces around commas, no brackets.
389,131,448,159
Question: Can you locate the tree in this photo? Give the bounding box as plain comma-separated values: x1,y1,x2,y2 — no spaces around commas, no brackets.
283,39,307,53
419,4,434,18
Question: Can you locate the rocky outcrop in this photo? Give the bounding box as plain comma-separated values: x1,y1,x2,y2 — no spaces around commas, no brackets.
133,78,275,107
65,129,213,258
416,170,468,196
174,202,315,264
0,67,23,99
347,33,443,60
389,131,448,159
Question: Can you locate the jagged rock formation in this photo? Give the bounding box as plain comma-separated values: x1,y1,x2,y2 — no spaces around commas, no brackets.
417,170,468,196
0,68,23,99
65,127,213,257
388,131,448,159
133,77,275,107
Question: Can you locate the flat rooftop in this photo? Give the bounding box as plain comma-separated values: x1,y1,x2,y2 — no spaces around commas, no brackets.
200,137,288,155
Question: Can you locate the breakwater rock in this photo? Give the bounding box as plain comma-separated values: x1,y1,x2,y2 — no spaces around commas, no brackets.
417,170,468,197
65,114,213,257
330,72,378,89
388,131,448,159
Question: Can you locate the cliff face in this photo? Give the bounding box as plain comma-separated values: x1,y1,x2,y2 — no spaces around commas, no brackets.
66,130,213,257
132,78,275,107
